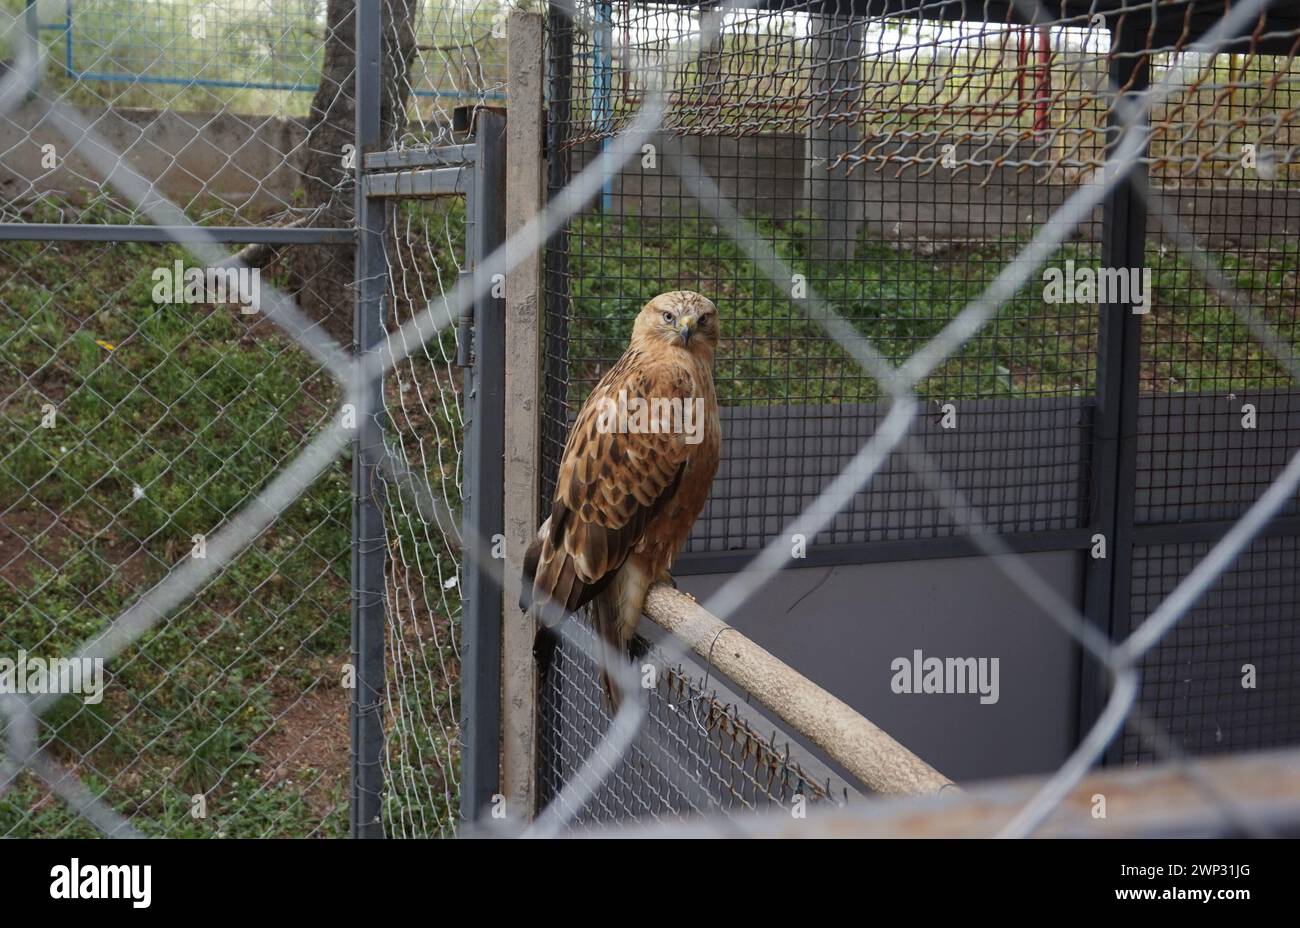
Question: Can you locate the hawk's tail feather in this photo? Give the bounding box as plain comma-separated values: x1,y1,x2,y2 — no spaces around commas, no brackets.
592,594,627,715
532,623,558,684
524,530,568,686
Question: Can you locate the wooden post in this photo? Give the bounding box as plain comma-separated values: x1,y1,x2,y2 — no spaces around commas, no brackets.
502,9,544,823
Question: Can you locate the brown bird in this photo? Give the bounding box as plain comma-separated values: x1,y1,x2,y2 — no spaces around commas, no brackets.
521,291,721,711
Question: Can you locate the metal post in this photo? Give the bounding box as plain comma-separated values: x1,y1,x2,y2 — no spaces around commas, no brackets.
460,109,508,826
1078,23,1149,758
502,10,545,822
541,3,574,512
592,0,614,212
806,8,863,261
1033,26,1053,138
24,0,38,51
351,0,388,838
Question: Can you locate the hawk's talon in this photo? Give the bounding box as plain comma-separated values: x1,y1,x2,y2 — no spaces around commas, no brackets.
628,636,650,662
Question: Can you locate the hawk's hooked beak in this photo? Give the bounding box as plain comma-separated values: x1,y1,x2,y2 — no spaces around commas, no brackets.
677,314,697,346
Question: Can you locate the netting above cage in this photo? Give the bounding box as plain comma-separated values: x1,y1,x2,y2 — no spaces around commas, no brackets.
548,0,1297,183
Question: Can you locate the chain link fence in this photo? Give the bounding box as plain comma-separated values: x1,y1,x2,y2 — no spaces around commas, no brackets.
0,0,500,837
2,0,1299,840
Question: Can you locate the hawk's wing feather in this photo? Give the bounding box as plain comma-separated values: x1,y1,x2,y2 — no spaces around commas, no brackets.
523,351,695,624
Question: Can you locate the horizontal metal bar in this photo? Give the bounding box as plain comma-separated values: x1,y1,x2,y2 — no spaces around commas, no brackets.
674,513,1300,577
365,145,476,171
1133,515,1300,548
0,224,354,244
364,168,468,199
675,528,1097,576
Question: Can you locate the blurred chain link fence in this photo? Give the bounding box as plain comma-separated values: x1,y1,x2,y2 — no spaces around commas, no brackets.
2,0,1299,840
0,0,497,837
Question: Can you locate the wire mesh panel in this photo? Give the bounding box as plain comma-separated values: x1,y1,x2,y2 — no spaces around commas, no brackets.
0,0,498,839
1124,536,1300,764
5,2,351,231
1120,31,1300,764
0,240,351,837
0,0,360,834
372,4,510,836
30,0,506,99
541,2,1108,557
374,194,467,836
536,619,856,828
1137,45,1300,526
536,0,1300,826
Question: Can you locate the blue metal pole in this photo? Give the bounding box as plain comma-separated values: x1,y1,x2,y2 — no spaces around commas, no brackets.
64,0,72,76
592,1,614,213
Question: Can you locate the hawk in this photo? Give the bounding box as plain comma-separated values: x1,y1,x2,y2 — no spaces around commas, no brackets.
521,291,721,711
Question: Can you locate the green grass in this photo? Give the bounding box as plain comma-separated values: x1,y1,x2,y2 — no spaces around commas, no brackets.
560,211,1300,406
0,202,351,837
0,197,468,838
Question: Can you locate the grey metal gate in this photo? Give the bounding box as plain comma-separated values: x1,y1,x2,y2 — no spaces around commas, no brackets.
353,0,508,829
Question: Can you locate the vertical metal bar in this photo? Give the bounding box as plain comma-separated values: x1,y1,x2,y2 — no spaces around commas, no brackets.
806,10,863,261
541,3,572,511
592,0,613,212
502,10,545,822
351,0,387,838
1077,23,1149,759
460,109,508,826
22,0,40,98
1034,25,1053,138
64,0,73,76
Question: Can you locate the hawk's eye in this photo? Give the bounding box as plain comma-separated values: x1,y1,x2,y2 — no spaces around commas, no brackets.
662,311,675,325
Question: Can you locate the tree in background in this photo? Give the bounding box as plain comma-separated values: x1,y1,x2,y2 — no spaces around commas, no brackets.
278,0,418,346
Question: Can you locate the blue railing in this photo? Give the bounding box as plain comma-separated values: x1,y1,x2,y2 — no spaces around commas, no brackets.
30,0,504,100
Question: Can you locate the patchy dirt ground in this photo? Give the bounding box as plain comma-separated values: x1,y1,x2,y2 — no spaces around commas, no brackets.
258,666,351,822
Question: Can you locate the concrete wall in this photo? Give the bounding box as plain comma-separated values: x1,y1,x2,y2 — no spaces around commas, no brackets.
571,132,1300,250
0,103,306,215
5,102,1294,248
678,552,1083,784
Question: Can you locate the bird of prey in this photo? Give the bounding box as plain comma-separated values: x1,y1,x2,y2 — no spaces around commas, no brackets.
521,291,721,711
